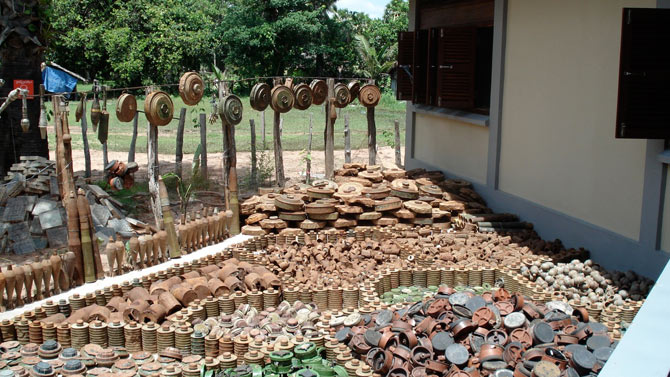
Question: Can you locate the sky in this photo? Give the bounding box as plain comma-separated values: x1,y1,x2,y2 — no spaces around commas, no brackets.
336,0,388,19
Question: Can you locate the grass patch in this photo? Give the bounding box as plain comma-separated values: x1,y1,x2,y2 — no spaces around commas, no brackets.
53,89,406,155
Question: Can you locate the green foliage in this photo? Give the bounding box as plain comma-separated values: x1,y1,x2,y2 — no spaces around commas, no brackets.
47,0,222,86
163,144,202,220
380,129,395,148
44,0,408,92
215,0,356,81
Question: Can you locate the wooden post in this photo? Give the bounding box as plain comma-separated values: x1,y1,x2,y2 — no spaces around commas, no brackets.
218,80,240,235
367,106,377,166
324,78,335,179
101,86,109,169
146,87,162,229
395,119,402,167
344,115,351,163
273,78,285,187
78,91,92,178
306,114,312,184
261,110,266,149
175,108,186,178
199,113,207,180
128,112,138,163
219,82,228,197
250,119,257,188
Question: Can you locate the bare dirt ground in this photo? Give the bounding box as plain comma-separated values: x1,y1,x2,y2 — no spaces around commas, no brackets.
64,146,406,192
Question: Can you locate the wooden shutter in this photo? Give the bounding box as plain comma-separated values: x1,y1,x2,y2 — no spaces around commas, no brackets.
413,30,428,104
425,28,440,106
397,31,415,101
436,27,476,109
616,8,670,139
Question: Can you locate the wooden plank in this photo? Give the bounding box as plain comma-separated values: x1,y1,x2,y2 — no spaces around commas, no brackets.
250,118,257,188
395,119,402,167
127,111,138,163
367,107,377,165
199,112,208,180
87,184,109,199
324,78,335,179
175,108,186,178
344,115,351,164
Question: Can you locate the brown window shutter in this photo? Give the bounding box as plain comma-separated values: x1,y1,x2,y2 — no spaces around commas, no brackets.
616,8,670,139
397,31,415,101
426,28,440,106
413,30,428,104
436,27,476,109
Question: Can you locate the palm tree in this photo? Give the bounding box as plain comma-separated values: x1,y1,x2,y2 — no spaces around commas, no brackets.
354,34,396,84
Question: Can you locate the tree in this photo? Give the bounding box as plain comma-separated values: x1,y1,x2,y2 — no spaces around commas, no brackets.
369,0,408,54
353,34,395,84
215,0,356,82
47,0,221,86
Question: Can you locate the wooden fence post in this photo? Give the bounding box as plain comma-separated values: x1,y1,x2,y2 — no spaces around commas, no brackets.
395,119,402,168
344,115,351,163
250,118,257,188
128,111,138,163
199,112,208,180
261,110,266,149
273,78,285,187
146,87,162,229
77,91,92,178
367,106,377,166
324,78,335,179
307,114,312,184
175,108,186,178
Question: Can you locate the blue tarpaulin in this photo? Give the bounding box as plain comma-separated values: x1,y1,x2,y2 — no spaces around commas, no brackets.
41,66,78,94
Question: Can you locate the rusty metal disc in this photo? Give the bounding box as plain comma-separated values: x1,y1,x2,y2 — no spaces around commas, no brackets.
333,83,351,108
219,94,243,126
293,83,313,110
310,79,327,105
116,93,137,123
359,84,381,107
250,83,271,111
179,72,204,106
144,91,174,126
348,81,361,103
270,85,294,113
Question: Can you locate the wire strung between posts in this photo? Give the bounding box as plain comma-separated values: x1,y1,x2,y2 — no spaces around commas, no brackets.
0,75,377,101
